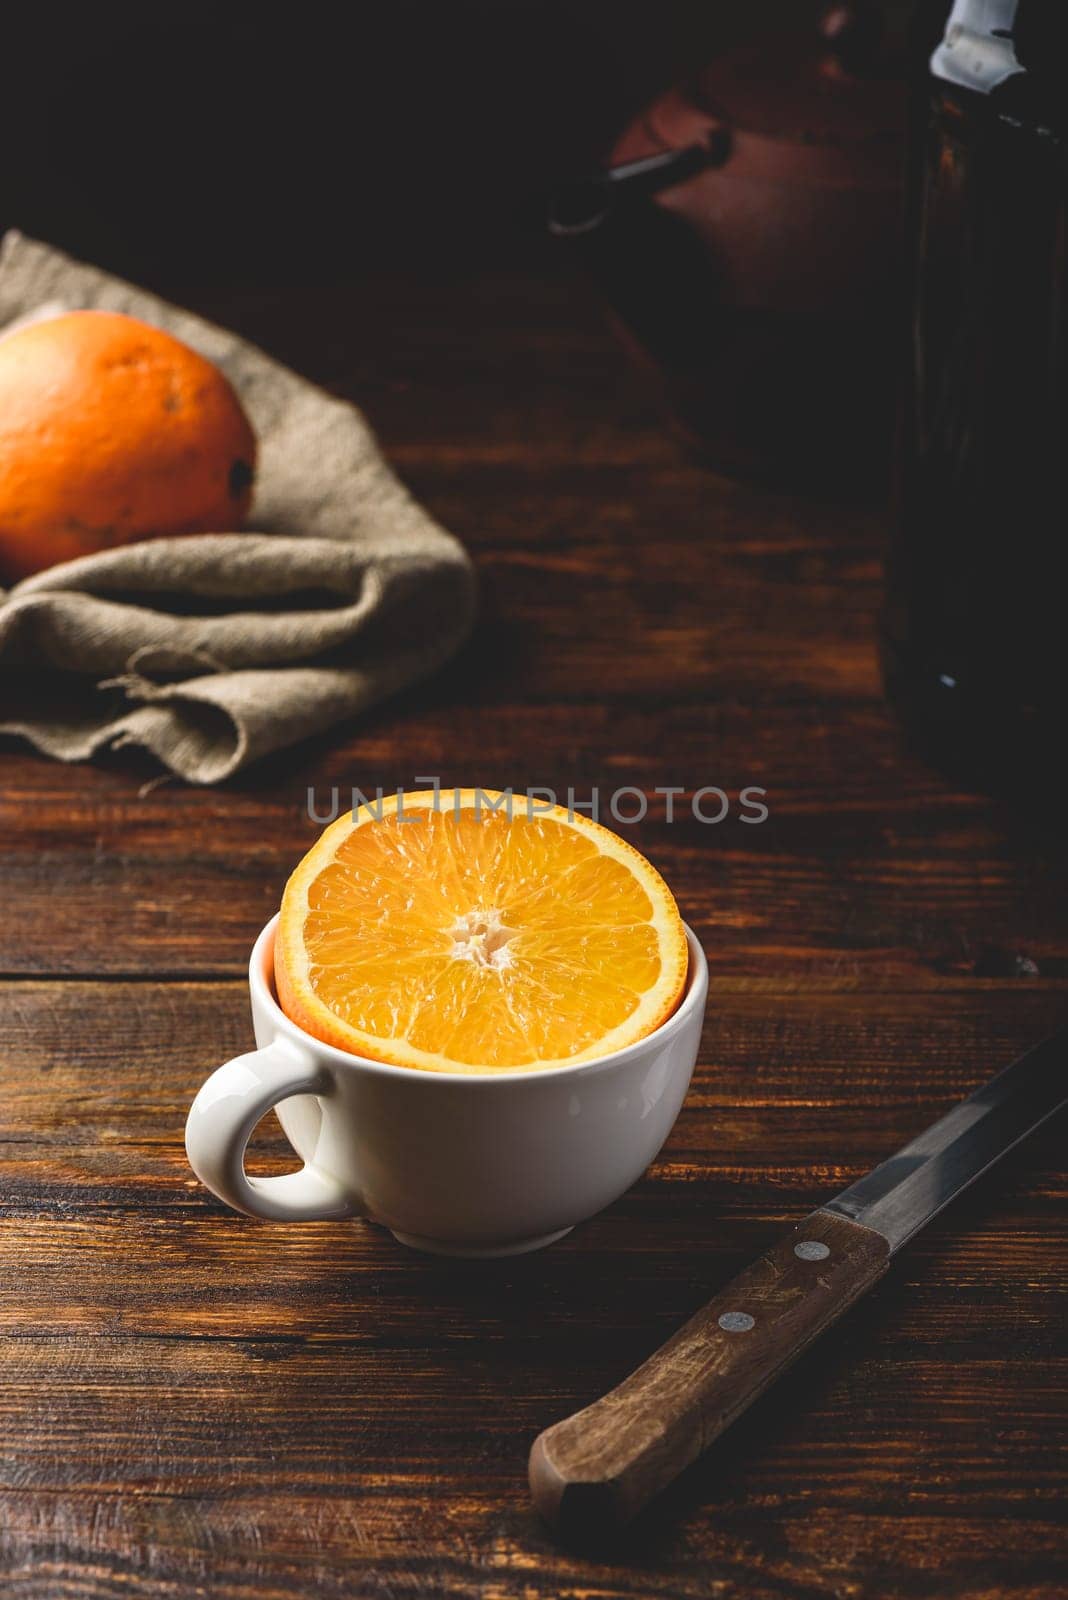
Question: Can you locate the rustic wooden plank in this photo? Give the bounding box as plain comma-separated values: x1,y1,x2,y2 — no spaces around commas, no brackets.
0,1176,1063,1336
0,494,884,708
0,981,1062,1345
1,1487,1061,1600
3,978,1066,1154
3,697,1067,977
0,1337,1062,1503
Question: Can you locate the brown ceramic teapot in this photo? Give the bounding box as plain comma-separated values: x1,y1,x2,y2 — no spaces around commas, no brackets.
552,2,909,491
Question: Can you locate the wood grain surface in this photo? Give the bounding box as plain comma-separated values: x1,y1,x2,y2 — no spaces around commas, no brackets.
1,265,1065,1599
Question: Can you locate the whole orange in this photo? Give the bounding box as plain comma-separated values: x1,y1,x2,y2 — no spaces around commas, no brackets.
0,310,257,583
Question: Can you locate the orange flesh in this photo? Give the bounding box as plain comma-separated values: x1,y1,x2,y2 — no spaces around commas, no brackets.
276,794,689,1074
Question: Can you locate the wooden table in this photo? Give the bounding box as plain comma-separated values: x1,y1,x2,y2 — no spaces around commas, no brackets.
1,265,1064,1599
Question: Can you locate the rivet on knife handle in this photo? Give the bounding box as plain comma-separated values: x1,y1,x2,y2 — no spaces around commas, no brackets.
528,1211,889,1538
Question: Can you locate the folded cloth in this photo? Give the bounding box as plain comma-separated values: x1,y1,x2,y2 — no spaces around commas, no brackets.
0,232,476,784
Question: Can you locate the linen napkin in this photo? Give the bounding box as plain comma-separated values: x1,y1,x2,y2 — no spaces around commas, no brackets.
0,232,476,784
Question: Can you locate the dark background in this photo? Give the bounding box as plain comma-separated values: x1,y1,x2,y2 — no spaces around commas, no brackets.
2,0,815,287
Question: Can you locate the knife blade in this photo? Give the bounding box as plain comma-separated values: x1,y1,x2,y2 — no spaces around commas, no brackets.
529,1028,1067,1540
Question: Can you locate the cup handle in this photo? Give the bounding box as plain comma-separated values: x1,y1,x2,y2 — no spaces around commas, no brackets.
185,1038,360,1221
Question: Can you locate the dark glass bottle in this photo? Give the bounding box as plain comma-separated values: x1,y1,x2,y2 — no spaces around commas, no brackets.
881,1,1068,781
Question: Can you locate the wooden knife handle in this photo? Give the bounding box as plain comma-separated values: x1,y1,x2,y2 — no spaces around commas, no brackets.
529,1210,890,1538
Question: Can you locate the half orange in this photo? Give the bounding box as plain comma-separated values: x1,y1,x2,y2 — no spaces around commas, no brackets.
275,790,689,1074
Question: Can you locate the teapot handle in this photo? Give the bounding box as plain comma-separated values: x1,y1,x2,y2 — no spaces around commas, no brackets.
548,130,728,239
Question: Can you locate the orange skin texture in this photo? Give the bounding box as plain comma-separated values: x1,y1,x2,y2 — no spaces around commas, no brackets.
0,310,257,583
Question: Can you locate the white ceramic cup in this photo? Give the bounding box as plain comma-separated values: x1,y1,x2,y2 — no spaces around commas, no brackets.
185,915,708,1257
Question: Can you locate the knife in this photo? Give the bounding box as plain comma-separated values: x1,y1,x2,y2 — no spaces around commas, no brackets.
529,1028,1066,1539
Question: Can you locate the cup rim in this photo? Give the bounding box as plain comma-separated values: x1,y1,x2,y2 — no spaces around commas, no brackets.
249,913,707,1086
